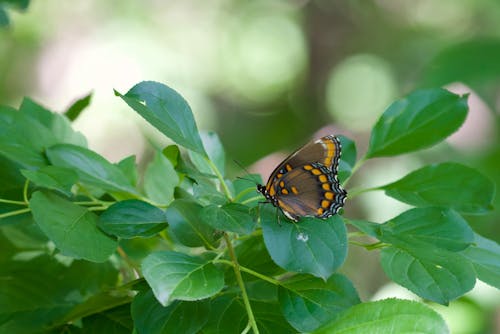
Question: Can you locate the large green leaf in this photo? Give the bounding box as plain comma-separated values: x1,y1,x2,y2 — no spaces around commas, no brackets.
261,208,347,280
132,289,209,334
337,135,357,184
378,207,474,252
380,244,476,305
314,298,449,334
382,162,495,214
144,151,179,205
142,251,224,306
46,144,139,196
19,98,87,147
81,304,133,334
235,234,283,277
30,191,117,262
98,200,168,239
366,88,468,157
200,203,255,234
279,274,360,332
462,233,500,289
164,199,218,248
116,81,206,155
116,155,138,187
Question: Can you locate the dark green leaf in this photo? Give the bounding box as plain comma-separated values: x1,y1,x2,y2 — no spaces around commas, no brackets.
1,221,48,249
162,145,180,167
116,81,206,155
380,244,476,305
21,166,78,196
261,208,347,280
462,233,500,289
233,174,262,207
132,290,209,334
0,7,8,27
144,151,179,205
165,199,218,248
98,200,167,239
366,88,468,157
314,298,449,334
338,135,357,183
279,274,360,332
382,162,495,214
192,178,228,206
200,203,255,234
142,251,224,306
235,234,283,277
116,155,138,187
379,207,474,252
189,131,225,176
81,304,133,334
19,98,87,147
0,105,56,168
30,191,117,262
46,144,139,196
64,92,92,121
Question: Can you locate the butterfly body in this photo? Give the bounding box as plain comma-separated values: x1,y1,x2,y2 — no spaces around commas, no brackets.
257,135,347,222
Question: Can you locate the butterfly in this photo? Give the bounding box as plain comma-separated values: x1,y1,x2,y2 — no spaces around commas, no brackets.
257,135,347,222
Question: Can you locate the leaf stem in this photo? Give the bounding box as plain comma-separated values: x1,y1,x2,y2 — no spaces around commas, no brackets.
206,158,233,200
342,155,367,188
214,259,281,287
23,179,29,203
349,240,389,250
0,198,27,205
347,186,381,198
240,196,262,206
223,234,259,334
0,208,31,219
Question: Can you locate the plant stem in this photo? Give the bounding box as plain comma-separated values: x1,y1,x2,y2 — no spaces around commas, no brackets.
0,198,27,205
223,234,259,334
214,259,281,287
206,157,233,200
342,155,367,188
347,186,381,198
0,208,31,219
240,196,262,206
23,179,29,203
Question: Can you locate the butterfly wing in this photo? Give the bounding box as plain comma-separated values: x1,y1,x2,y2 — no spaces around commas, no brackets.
264,135,341,191
270,164,347,221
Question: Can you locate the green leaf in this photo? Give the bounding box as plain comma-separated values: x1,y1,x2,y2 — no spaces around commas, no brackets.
261,208,347,280
142,251,224,306
345,219,379,238
144,151,179,205
46,144,139,196
379,207,474,252
203,295,295,334
21,166,78,196
164,199,218,248
19,98,87,147
29,191,117,262
189,131,225,176
81,304,133,334
338,135,357,183
64,91,92,121
366,88,468,157
235,234,283,277
233,174,263,207
98,200,168,239
462,233,500,289
382,162,495,214
132,289,209,334
380,245,476,305
0,105,56,168
200,203,255,234
116,81,206,155
162,145,180,167
314,298,449,334
116,155,138,186
279,274,360,332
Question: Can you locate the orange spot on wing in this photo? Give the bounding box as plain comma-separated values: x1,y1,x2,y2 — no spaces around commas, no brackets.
281,189,289,195
321,200,330,208
285,164,292,171
311,169,321,175
319,175,327,183
325,192,334,200
322,183,331,190
317,207,324,215
291,186,299,194
304,165,313,170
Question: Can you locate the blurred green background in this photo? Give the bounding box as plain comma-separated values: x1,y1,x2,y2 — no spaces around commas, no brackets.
1,1,499,333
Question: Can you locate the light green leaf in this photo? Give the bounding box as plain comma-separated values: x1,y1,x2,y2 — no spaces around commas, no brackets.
116,81,206,155
367,88,468,157
116,155,138,187
142,251,224,306
314,298,449,334
30,191,117,262
200,203,255,234
189,131,225,176
144,151,179,205
462,233,500,289
64,91,92,121
21,166,78,196
382,162,495,214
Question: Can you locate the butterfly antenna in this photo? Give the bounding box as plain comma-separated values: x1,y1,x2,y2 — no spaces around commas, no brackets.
233,159,260,185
